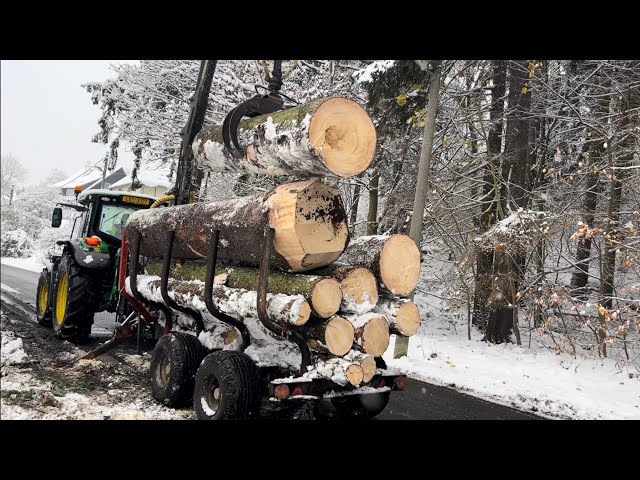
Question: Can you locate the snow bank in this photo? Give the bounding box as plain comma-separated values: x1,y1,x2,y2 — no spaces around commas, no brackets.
1,256,48,273
1,331,29,367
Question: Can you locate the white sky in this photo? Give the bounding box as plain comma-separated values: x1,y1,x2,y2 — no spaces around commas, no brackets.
1,60,139,184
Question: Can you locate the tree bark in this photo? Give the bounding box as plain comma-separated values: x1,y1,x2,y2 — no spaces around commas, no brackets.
126,179,349,272
349,183,361,235
192,97,377,178
130,275,311,327
395,60,441,358
366,169,380,235
313,265,379,314
334,234,421,296
473,59,507,331
146,261,342,318
503,60,533,210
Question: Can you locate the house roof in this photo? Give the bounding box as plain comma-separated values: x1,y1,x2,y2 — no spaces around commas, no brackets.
53,166,105,189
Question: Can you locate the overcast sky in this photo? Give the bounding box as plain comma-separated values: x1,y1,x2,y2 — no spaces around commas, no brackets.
1,60,139,184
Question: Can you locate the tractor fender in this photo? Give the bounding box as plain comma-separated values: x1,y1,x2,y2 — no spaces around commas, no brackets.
57,239,111,270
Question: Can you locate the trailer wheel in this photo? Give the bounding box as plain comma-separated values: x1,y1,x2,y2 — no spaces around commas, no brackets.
36,270,52,326
52,254,98,340
193,351,261,420
150,332,206,407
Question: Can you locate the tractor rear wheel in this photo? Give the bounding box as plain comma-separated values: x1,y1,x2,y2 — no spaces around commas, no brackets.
36,270,52,326
52,253,99,341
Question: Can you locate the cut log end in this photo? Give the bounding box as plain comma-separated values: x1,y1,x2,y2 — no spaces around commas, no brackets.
380,235,421,295
311,278,342,318
268,179,349,272
359,355,377,383
395,301,421,336
341,267,379,313
295,301,312,326
324,316,355,356
223,328,239,345
361,315,390,357
309,98,377,177
346,364,365,387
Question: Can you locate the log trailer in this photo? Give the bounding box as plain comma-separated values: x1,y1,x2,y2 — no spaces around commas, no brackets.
38,60,412,420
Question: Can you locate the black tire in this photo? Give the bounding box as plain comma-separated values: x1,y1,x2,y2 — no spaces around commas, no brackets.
193,351,261,420
150,333,207,407
36,270,52,326
52,253,99,340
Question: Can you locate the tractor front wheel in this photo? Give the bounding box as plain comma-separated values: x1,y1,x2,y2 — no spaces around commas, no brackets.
36,270,52,326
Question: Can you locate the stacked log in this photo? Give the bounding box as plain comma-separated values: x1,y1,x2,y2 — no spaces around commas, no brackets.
126,97,425,385
192,98,377,178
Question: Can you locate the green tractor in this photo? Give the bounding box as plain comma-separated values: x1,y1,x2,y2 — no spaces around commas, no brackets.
36,187,159,341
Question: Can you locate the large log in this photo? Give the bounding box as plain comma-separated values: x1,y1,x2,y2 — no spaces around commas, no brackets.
193,98,377,178
303,316,354,356
146,260,342,319
309,358,364,387
375,297,421,336
314,265,378,314
129,275,311,327
347,312,390,357
336,234,421,296
126,179,349,273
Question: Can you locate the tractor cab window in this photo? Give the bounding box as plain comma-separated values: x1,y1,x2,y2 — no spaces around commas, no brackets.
97,204,140,240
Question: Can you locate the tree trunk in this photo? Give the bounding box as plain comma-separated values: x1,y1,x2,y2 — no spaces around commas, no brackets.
485,244,516,343
503,60,533,210
126,179,349,273
571,73,610,294
349,183,361,235
395,60,441,358
600,84,639,319
193,98,377,178
146,261,342,318
130,276,311,327
303,316,354,356
375,297,421,336
334,234,421,296
346,312,391,356
367,169,380,235
473,60,507,331
313,265,379,314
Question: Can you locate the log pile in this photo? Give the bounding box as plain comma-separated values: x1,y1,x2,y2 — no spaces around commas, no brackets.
127,97,424,386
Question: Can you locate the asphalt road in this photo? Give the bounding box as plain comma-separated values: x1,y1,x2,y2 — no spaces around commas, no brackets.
1,261,542,420
1,263,116,335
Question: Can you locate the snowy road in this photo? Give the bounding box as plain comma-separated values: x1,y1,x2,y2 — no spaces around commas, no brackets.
1,261,541,420
1,263,116,335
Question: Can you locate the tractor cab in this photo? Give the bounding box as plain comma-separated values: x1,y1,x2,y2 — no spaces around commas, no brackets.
52,188,158,254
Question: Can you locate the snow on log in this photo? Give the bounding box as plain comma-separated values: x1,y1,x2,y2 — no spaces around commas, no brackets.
126,179,349,272
128,275,311,327
343,350,377,383
193,97,377,178
313,265,378,314
335,234,421,296
307,357,364,387
375,297,421,336
303,316,354,357
346,312,390,357
146,261,342,319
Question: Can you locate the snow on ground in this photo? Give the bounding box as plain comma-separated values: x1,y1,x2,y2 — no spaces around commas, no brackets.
384,244,640,420
1,330,29,369
1,256,47,273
